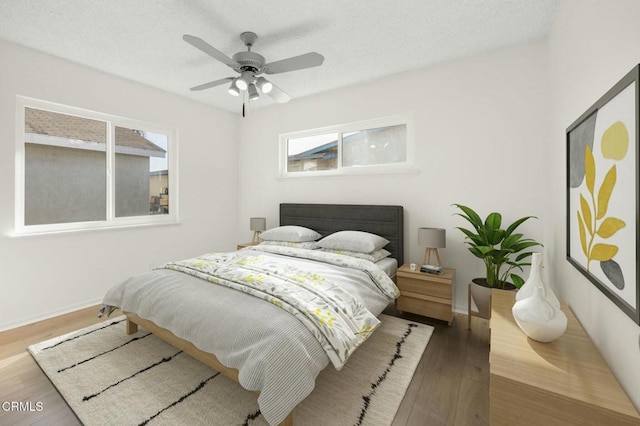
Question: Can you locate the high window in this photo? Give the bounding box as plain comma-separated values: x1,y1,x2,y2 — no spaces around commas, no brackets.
280,116,413,177
15,97,177,235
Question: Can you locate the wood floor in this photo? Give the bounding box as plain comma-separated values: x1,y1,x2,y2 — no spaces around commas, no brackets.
0,306,490,426
387,307,490,426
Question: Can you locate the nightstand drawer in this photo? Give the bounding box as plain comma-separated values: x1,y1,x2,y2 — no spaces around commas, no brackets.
397,295,452,322
396,275,451,300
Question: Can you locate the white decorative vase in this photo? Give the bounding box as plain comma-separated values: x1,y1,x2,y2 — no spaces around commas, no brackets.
512,285,567,343
516,252,560,309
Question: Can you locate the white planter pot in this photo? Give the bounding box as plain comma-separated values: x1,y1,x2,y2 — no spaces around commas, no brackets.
469,280,493,318
470,279,516,319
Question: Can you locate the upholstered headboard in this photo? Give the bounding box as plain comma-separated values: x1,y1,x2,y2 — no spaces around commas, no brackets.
279,203,404,265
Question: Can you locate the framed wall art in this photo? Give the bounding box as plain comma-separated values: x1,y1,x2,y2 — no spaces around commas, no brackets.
566,64,639,325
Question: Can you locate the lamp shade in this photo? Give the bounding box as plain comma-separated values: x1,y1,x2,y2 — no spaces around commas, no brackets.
418,227,446,248
248,83,259,100
228,79,240,96
236,71,252,91
256,76,273,94
250,217,266,232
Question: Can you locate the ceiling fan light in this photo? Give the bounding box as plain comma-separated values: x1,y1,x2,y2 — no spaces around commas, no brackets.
228,79,240,96
256,77,273,94
248,84,259,100
236,79,248,91
237,71,253,91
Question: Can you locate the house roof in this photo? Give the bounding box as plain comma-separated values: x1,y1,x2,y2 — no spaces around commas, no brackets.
289,139,337,161
25,107,166,155
288,127,389,161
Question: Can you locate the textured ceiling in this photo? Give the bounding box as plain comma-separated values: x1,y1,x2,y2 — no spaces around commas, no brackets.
0,0,559,114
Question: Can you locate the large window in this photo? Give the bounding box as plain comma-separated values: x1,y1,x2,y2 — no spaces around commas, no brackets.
280,116,413,177
15,97,177,235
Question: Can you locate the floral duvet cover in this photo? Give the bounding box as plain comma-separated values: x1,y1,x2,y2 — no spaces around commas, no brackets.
162,244,399,369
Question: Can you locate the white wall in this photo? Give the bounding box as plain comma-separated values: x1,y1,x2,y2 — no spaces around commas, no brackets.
0,40,240,331
548,0,640,409
238,41,551,314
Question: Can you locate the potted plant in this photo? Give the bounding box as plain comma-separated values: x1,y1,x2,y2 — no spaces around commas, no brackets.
453,203,542,318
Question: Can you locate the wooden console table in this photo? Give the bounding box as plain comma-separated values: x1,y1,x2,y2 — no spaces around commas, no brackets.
490,289,640,425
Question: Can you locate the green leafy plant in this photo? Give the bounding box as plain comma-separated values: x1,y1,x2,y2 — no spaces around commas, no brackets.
453,204,542,289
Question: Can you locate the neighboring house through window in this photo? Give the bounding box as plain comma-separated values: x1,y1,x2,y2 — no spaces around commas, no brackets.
280,115,414,177
15,97,177,235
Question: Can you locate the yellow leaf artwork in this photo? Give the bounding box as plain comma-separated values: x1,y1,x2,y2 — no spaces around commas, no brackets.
601,121,629,160
596,165,616,220
585,144,595,194
578,122,627,272
580,194,592,236
597,217,626,238
590,243,618,262
578,211,588,257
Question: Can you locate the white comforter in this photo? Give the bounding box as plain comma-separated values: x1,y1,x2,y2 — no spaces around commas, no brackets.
102,247,397,425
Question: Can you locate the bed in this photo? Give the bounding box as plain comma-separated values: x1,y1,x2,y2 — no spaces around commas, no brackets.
102,203,404,426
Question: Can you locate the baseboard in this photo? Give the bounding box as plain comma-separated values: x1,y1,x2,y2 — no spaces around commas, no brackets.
0,298,102,332
452,305,468,315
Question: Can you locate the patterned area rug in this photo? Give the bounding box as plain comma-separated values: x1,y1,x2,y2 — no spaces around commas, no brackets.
28,314,433,426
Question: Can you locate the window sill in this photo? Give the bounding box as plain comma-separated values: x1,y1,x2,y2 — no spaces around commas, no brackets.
278,165,420,180
9,218,181,238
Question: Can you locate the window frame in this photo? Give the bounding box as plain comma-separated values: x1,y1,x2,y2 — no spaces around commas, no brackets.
279,115,415,178
14,96,179,236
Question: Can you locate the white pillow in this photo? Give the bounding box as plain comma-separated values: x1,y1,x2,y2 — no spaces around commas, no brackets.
260,225,321,242
259,241,319,250
320,248,391,262
317,230,389,253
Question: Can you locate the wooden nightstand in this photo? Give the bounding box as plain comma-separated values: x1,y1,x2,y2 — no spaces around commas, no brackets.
396,264,455,325
236,242,259,250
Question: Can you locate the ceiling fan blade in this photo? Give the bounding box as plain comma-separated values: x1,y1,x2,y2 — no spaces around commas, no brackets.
183,34,238,67
189,77,234,91
267,82,291,103
263,52,324,74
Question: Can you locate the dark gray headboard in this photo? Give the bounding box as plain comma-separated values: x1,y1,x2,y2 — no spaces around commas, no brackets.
279,203,404,265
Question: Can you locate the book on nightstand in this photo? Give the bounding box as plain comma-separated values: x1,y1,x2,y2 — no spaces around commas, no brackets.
420,264,443,274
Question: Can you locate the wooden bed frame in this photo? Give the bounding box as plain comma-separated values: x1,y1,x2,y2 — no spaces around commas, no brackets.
123,312,294,424
124,203,404,426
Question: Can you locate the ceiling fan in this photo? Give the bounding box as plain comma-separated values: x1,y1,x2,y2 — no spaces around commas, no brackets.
183,31,324,105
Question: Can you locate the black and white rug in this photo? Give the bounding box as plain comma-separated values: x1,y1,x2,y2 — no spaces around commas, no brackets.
28,314,433,425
